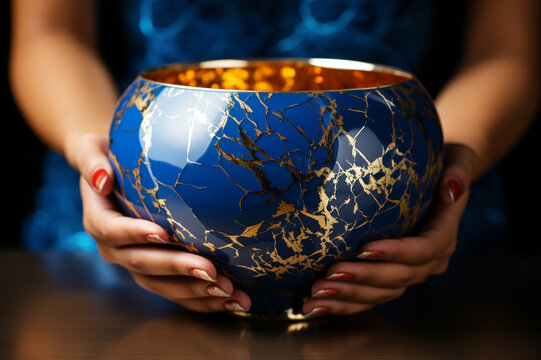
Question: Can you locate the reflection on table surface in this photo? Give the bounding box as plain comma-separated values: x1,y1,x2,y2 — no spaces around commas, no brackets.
1,250,539,359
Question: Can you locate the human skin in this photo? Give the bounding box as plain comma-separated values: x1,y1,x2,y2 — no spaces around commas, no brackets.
10,0,540,316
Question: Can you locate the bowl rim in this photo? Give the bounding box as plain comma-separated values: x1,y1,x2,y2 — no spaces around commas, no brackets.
137,57,416,93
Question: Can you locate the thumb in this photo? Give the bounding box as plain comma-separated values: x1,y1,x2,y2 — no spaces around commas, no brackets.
67,133,114,196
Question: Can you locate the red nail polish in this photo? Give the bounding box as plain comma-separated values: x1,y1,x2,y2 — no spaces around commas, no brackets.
304,307,328,319
446,179,462,203
92,169,108,193
146,234,167,244
325,272,353,281
356,251,383,260
311,289,337,299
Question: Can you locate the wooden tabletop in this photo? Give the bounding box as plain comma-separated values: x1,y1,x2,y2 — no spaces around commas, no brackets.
1,249,539,359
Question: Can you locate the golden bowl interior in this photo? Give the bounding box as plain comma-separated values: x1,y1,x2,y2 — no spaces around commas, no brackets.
143,60,411,91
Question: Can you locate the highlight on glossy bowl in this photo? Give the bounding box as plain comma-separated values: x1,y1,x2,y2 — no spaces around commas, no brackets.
108,58,443,320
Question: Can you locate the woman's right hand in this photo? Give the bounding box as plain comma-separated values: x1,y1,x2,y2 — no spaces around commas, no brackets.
70,133,252,313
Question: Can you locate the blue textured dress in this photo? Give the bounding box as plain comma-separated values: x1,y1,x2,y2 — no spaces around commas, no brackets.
24,0,506,265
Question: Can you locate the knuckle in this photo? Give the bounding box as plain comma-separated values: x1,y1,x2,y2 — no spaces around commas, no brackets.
443,243,457,259
96,221,111,241
379,288,406,303
345,287,362,302
187,283,204,298
312,279,330,291
416,274,429,285
96,245,114,264
355,268,375,283
82,215,105,242
85,215,108,241
82,216,92,234
170,259,188,275
432,261,450,275
172,280,205,300
395,271,416,287
139,278,159,294
373,290,394,303
126,253,145,273
131,273,149,290
375,293,397,304
417,247,436,265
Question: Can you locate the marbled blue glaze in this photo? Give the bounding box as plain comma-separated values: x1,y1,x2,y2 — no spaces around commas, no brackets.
109,60,443,319
24,0,440,253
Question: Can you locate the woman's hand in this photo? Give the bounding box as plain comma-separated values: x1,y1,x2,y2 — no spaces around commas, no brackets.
71,133,252,313
303,144,476,317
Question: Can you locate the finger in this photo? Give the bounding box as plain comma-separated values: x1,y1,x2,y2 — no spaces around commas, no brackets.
439,143,477,206
131,273,233,300
81,178,168,247
356,187,468,266
71,133,115,196
325,261,427,289
303,298,374,316
223,289,252,313
356,235,451,266
104,245,218,279
310,279,407,304
177,289,252,313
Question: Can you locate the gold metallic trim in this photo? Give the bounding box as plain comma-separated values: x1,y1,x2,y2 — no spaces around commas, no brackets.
138,58,414,93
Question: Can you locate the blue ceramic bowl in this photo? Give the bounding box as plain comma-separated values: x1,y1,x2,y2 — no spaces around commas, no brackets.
108,59,443,320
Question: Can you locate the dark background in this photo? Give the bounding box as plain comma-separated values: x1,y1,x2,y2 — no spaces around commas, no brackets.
3,2,47,248
2,2,540,253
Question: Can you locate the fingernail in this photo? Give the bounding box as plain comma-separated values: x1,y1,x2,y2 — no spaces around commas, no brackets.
311,289,337,299
146,234,167,244
325,272,353,281
191,269,216,282
224,301,248,312
207,285,231,298
446,179,462,203
92,169,108,194
356,251,383,260
304,307,328,319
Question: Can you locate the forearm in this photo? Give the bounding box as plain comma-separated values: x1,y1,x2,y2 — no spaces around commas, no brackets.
435,53,539,181
9,30,118,164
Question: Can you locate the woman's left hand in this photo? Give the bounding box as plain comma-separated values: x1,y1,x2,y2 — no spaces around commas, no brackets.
303,144,476,317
